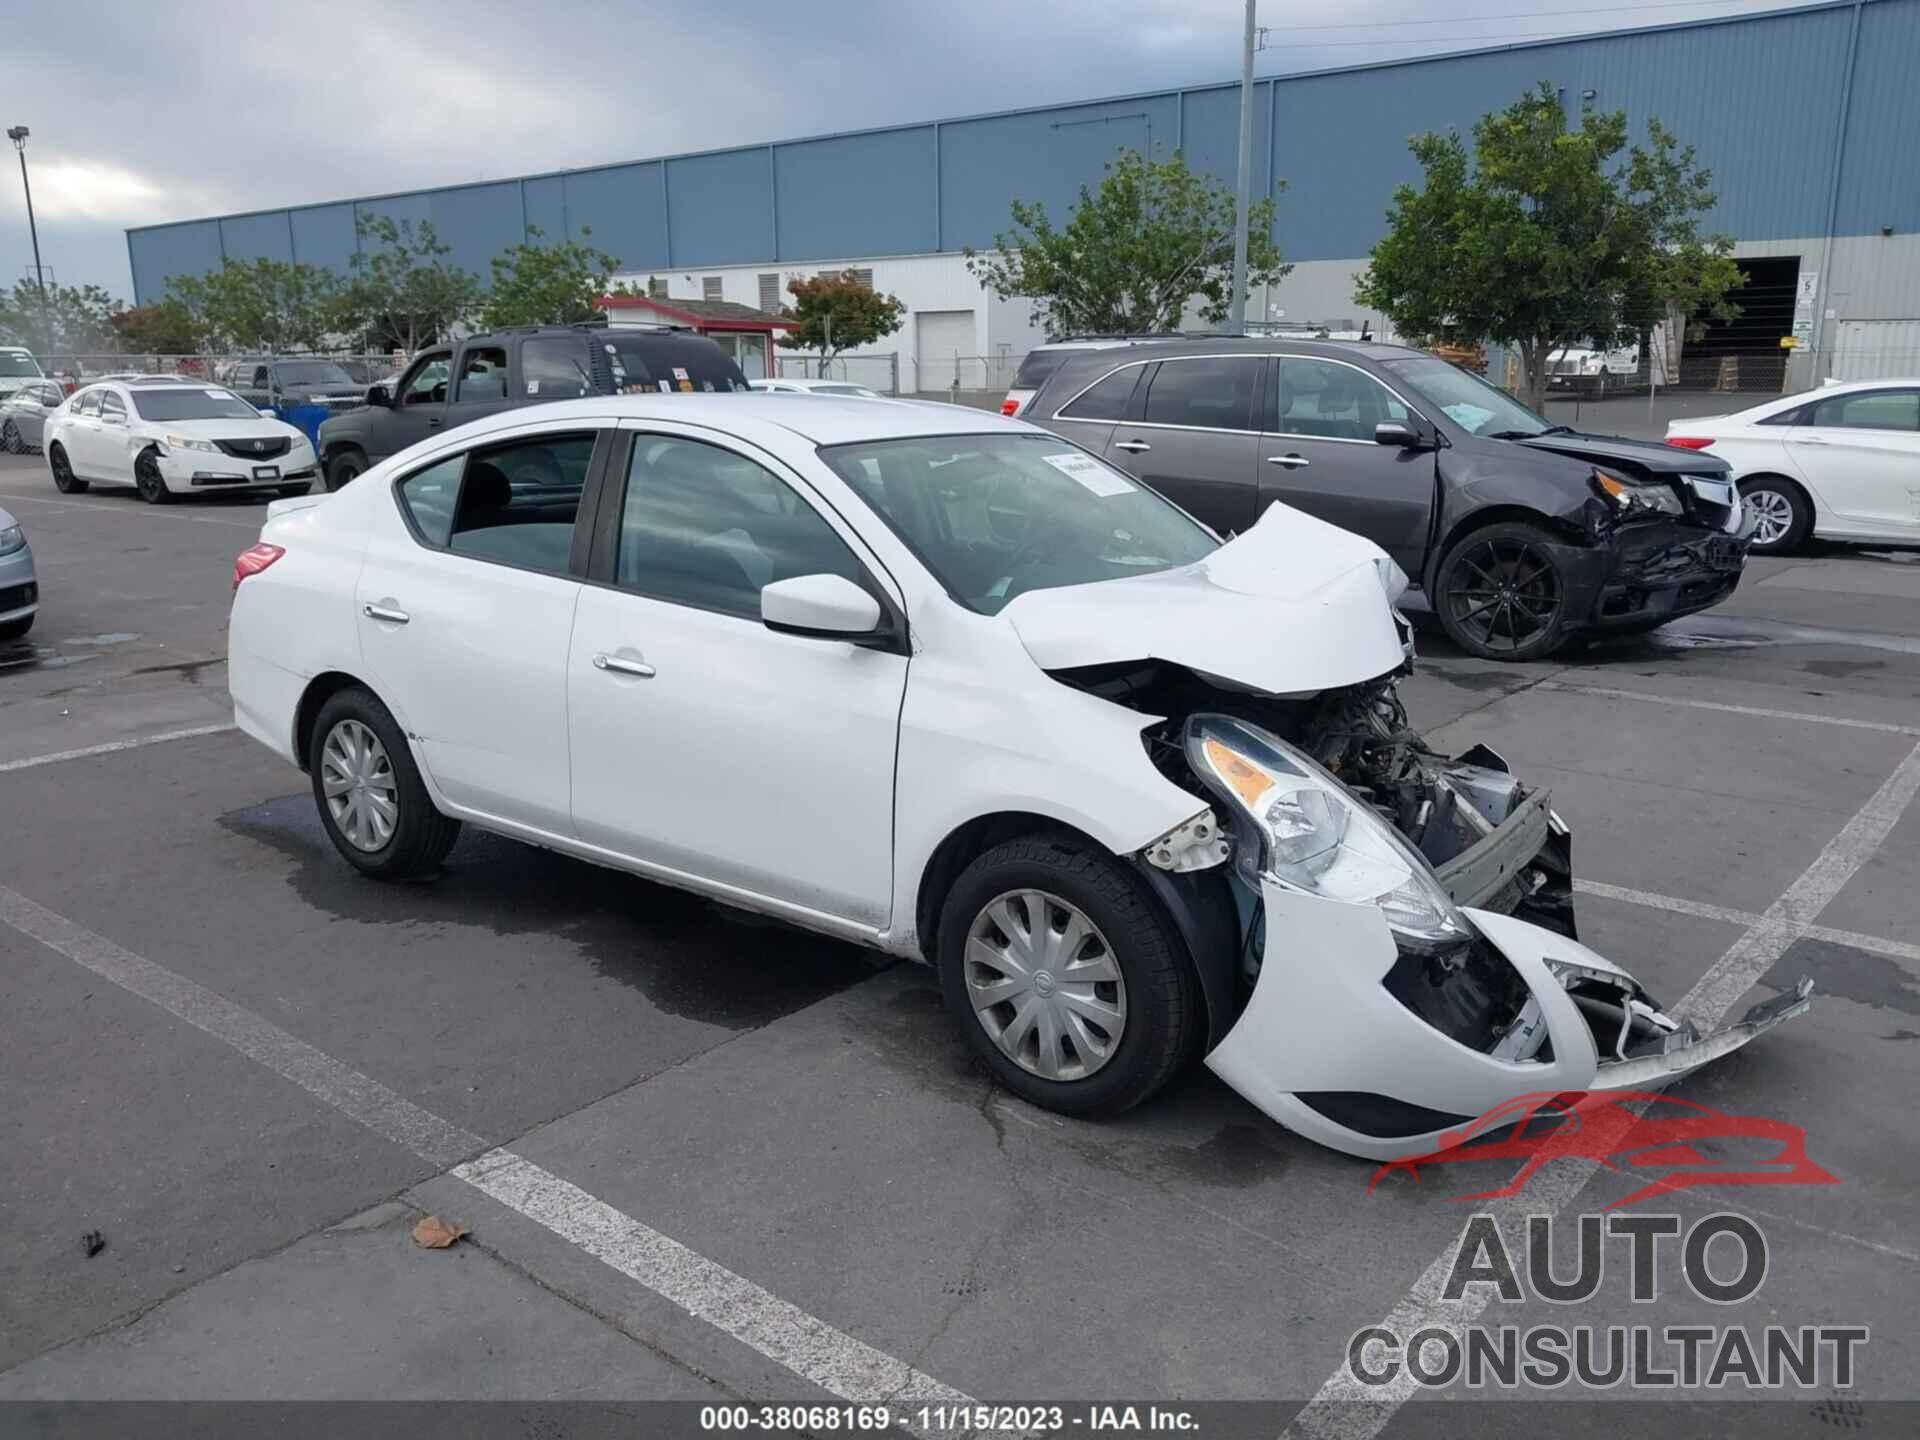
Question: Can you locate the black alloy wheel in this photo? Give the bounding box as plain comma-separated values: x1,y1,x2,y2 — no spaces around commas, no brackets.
135,450,174,504
1436,522,1573,662
48,444,87,494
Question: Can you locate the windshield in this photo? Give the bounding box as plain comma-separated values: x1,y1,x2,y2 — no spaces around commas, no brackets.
1,351,42,378
131,388,264,422
273,360,357,387
1381,355,1553,438
819,433,1217,616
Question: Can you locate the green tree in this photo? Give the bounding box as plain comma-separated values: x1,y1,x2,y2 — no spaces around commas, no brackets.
1354,85,1740,408
166,258,340,352
965,147,1290,335
0,281,125,356
775,270,906,368
109,300,203,354
476,227,619,330
338,214,480,354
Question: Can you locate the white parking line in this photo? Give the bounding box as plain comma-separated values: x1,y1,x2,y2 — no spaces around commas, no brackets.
1281,739,1920,1440
0,723,237,775
1576,878,1920,967
0,492,263,529
1537,680,1920,736
0,883,977,1419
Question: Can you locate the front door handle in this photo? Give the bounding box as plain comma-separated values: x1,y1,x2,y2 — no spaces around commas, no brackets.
593,653,656,678
426,416,443,430
1112,439,1152,454
1266,454,1311,469
362,603,410,624
1791,435,1826,444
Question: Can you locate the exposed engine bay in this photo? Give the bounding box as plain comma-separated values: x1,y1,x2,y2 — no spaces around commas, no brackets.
1046,655,1812,1159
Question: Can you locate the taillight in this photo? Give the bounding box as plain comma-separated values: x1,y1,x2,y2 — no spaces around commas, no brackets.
233,542,285,590
1000,398,1020,416
1664,436,1715,450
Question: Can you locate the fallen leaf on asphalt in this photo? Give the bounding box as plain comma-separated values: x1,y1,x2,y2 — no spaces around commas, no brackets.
411,1215,468,1249
81,1230,106,1258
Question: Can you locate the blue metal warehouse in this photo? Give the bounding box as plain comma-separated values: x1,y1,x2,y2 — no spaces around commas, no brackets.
127,0,1919,391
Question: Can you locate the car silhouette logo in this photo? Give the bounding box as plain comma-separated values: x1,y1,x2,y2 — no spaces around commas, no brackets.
254,440,267,452
1367,1090,1838,1209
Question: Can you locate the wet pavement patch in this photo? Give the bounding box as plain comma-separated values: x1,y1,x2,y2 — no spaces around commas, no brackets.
218,794,889,1029
1762,936,1920,1018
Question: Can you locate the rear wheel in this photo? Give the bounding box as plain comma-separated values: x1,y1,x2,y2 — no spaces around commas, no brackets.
1434,521,1575,662
48,443,87,493
308,686,460,880
135,449,174,504
325,448,367,492
2,420,20,453
1738,476,1811,555
936,834,1198,1117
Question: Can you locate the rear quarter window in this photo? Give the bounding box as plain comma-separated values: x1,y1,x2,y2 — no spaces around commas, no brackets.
1012,350,1071,390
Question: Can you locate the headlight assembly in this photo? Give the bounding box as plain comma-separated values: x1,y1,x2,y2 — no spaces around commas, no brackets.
162,433,218,453
1591,469,1683,516
1184,714,1470,949
0,524,24,556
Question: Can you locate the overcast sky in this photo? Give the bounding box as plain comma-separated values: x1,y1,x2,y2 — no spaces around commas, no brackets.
0,0,1805,303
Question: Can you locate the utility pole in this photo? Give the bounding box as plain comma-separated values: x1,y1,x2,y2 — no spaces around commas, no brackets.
6,126,51,357
1228,0,1257,334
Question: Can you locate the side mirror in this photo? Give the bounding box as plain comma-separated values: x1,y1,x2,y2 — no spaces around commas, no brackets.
258,407,277,418
1374,422,1424,449
761,573,885,642
365,383,392,407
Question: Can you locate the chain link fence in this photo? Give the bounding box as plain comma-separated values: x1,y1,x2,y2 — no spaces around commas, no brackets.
35,352,406,390
772,353,901,394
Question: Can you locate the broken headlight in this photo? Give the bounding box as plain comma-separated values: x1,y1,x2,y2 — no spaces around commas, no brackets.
1184,714,1471,949
1591,469,1683,516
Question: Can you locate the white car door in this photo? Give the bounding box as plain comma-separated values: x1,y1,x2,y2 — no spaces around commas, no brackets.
1786,387,1920,537
566,423,908,927
95,389,136,479
353,426,604,836
62,389,103,472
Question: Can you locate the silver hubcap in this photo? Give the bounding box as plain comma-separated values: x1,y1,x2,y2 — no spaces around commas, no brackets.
1746,488,1793,546
321,719,399,852
965,889,1126,1082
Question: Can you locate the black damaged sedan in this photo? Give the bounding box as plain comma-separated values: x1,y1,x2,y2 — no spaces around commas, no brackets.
1030,338,1749,660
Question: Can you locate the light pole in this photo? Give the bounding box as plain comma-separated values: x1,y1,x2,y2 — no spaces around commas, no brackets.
7,125,52,357
1227,1,1256,334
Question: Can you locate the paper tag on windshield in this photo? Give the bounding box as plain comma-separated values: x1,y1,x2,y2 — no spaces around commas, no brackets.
1043,451,1131,497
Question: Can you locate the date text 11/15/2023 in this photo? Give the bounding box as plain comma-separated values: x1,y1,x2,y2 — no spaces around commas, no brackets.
699,1405,1201,1433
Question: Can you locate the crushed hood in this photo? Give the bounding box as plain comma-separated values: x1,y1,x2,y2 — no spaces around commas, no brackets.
1001,503,1409,696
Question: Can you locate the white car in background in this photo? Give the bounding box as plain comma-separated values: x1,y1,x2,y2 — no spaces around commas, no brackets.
225,394,1807,1160
749,378,885,397
44,381,320,504
1665,378,1920,553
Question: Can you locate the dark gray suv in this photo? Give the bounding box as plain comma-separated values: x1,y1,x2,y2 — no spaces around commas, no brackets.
1029,338,1748,661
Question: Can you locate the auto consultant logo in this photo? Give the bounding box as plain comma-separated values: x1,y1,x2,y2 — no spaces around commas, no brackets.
1368,1089,1838,1209
1346,1211,1869,1391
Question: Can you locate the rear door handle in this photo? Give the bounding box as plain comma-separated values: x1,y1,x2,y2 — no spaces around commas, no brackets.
426,417,443,429
362,603,410,624
1792,434,1825,444
1266,454,1310,468
1113,439,1152,454
593,653,656,678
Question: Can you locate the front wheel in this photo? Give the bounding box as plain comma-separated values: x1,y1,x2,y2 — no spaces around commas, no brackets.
1739,476,1811,555
308,687,461,880
1434,521,1576,662
325,448,367,492
936,835,1199,1118
135,450,174,505
48,443,87,493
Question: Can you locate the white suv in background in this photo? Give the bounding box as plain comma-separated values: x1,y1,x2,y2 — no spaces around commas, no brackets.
44,381,321,504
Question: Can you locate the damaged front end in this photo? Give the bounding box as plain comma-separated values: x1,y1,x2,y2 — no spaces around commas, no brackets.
1058,660,1812,1162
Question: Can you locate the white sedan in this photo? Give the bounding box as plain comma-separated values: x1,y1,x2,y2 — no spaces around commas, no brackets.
44,381,320,504
227,395,1807,1159
1665,378,1920,553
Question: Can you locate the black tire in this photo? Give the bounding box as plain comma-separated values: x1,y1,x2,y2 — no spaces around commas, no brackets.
1738,475,1811,555
277,482,313,499
935,834,1199,1118
325,448,367,492
48,443,87,494
1,420,19,454
307,686,460,880
134,449,174,505
1434,520,1576,662
0,614,31,642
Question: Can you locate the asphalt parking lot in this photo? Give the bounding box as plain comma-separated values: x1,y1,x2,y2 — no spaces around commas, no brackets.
3,448,1918,1430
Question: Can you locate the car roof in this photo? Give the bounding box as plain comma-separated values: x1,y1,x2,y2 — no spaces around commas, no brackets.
408,392,1024,448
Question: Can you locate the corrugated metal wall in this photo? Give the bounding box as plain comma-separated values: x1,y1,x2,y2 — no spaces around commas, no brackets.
126,0,1914,304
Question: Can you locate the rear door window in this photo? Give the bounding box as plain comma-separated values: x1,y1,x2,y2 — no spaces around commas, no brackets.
1057,365,1142,420
520,338,595,399
397,433,598,576
454,347,509,402
1141,357,1259,431
397,455,465,547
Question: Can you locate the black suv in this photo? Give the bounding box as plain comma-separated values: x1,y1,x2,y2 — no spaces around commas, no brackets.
316,324,751,490
1030,338,1748,661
